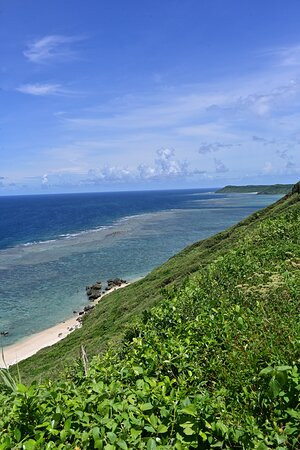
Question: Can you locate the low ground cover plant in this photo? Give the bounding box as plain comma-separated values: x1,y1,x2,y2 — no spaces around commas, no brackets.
0,189,299,448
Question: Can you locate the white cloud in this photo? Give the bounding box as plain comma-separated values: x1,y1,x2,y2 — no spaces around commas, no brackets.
66,148,207,186
23,35,84,63
239,80,298,116
42,174,49,184
262,161,273,174
7,41,300,192
154,148,187,176
16,83,63,96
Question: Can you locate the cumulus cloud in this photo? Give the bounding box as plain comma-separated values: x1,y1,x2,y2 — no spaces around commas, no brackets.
23,35,84,63
16,83,63,96
154,148,188,176
214,158,228,174
80,148,206,185
42,174,49,184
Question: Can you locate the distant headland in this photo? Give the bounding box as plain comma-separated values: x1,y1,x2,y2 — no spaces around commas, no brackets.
216,183,293,195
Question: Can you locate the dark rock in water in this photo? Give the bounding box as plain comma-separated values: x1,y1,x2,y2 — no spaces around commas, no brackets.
88,292,101,301
106,278,127,290
86,281,103,300
84,304,94,312
73,310,77,314
0,331,9,336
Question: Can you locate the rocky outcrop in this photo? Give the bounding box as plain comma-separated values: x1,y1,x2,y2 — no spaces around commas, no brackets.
86,281,102,300
105,278,127,291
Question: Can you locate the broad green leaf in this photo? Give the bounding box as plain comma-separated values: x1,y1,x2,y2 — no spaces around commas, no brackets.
64,418,71,431
183,427,194,435
287,408,300,419
17,383,27,393
268,378,281,398
199,431,207,441
107,432,117,443
216,421,228,435
259,366,274,376
14,428,21,442
60,430,67,442
94,439,103,449
23,440,36,450
256,443,268,450
276,365,292,372
180,404,197,416
147,438,157,450
130,429,142,440
92,427,100,439
141,402,153,411
157,424,168,433
104,445,116,450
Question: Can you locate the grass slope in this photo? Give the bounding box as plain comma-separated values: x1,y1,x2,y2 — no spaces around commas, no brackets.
216,184,293,195
0,183,299,448
12,184,300,384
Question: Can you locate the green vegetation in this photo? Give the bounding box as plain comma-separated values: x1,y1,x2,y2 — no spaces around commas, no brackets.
216,184,293,195
0,183,299,448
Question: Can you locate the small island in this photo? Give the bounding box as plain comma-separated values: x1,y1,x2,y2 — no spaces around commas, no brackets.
216,183,293,195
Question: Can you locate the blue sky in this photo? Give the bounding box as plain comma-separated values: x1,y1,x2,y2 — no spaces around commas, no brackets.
1,0,300,194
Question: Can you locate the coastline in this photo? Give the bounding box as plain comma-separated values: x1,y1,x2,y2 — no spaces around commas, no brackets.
0,282,130,368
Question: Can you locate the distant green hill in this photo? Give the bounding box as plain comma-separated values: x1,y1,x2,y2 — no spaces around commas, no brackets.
216,183,293,195
1,182,299,448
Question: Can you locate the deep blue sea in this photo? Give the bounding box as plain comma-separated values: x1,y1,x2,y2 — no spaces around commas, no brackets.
0,189,280,346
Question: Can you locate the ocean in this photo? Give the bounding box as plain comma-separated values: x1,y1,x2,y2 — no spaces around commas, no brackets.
0,189,280,346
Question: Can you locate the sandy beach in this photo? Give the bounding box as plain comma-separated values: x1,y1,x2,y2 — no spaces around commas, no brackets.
0,282,129,368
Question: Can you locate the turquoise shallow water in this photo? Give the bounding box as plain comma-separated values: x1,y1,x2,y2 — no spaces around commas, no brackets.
0,189,280,346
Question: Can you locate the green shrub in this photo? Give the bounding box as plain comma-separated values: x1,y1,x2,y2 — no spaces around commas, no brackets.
0,194,299,448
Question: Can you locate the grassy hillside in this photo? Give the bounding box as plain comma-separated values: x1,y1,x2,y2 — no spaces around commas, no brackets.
216,184,293,195
10,183,300,384
0,182,299,448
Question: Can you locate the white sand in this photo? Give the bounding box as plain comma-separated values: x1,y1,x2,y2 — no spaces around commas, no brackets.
0,282,130,368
